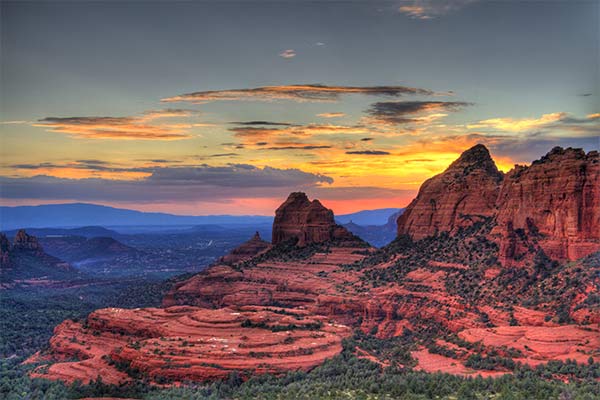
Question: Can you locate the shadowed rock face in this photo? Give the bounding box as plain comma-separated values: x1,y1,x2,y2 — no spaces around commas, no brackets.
272,192,355,246
397,144,600,263
397,144,503,240
1,231,75,280
0,234,10,267
493,147,600,262
13,229,44,252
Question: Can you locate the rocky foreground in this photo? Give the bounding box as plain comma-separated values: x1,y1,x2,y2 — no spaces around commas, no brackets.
29,145,600,385
27,305,349,385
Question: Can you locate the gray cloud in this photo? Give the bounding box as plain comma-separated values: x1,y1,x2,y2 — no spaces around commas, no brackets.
367,100,471,124
206,153,238,158
230,121,296,126
0,165,334,202
346,150,390,155
264,145,332,151
10,161,153,173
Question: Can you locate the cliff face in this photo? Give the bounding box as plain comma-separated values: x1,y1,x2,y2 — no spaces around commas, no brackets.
272,192,355,246
493,147,600,262
397,145,600,263
397,144,503,240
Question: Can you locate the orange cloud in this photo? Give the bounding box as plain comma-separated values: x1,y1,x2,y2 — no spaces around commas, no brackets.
33,112,196,140
317,112,346,118
162,84,434,103
467,112,567,132
230,124,370,144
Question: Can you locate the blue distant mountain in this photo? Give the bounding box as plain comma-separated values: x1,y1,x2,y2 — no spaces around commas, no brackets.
336,208,402,226
0,203,274,230
0,202,405,232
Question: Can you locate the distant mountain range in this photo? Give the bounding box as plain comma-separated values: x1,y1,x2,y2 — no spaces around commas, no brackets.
0,203,403,231
0,203,273,230
335,207,402,226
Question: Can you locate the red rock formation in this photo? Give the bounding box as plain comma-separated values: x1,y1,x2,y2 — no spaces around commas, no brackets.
1,230,73,280
32,150,600,384
493,147,600,261
27,306,349,385
397,144,503,240
398,145,600,262
13,229,44,252
218,232,271,265
272,192,356,246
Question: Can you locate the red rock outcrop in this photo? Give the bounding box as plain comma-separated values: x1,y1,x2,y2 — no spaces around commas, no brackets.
13,229,44,252
1,230,73,282
397,145,600,262
218,232,271,265
27,306,349,385
32,148,600,384
492,147,600,261
397,144,503,240
272,192,356,246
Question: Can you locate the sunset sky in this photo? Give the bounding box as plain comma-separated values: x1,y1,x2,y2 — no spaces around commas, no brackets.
1,1,598,215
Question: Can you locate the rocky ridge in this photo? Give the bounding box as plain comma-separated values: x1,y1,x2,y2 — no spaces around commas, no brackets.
31,146,600,384
398,145,600,264
1,230,73,283
28,306,349,385
397,144,502,241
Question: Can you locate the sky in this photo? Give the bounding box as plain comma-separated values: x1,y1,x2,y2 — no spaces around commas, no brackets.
1,0,598,215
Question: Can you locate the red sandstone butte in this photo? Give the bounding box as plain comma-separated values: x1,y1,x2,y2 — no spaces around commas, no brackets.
272,192,356,246
218,231,271,265
397,144,503,240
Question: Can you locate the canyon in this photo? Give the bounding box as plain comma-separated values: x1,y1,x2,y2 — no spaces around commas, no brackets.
29,145,600,385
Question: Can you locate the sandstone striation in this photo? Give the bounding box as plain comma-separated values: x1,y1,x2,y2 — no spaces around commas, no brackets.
28,306,349,385
272,192,356,246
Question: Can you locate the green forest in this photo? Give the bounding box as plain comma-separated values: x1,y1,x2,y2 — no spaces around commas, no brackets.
2,283,599,400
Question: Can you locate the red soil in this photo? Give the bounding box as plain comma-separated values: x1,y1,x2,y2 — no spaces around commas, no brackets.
458,325,600,366
411,348,506,377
